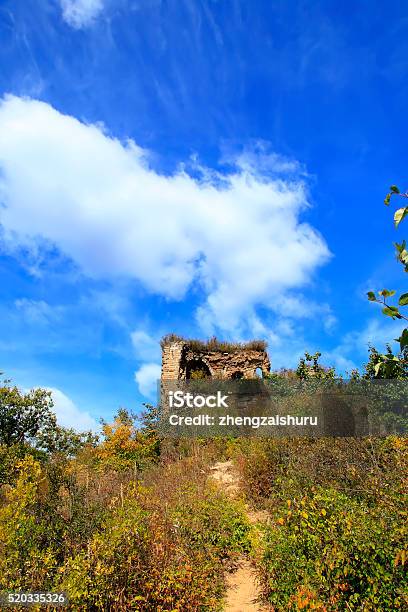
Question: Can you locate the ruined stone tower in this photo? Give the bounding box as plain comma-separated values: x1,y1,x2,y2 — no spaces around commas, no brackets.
161,335,271,381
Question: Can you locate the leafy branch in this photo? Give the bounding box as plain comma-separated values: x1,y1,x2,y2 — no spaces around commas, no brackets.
367,289,408,322
367,185,408,368
384,184,408,222
384,185,408,271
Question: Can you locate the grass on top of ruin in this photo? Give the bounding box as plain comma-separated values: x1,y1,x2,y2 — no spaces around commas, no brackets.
160,334,268,353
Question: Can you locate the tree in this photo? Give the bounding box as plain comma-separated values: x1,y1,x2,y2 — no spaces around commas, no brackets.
96,407,160,471
367,185,408,377
138,403,161,438
296,352,335,380
362,345,408,380
0,378,56,446
35,424,99,456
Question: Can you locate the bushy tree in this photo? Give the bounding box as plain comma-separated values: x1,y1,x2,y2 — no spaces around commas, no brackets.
96,407,160,471
35,425,99,456
295,351,335,380
0,377,56,446
362,345,408,380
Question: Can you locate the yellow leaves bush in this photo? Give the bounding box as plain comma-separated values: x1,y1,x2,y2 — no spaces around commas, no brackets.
0,446,250,609
3,432,405,610
51,453,249,610
93,417,159,472
0,456,58,590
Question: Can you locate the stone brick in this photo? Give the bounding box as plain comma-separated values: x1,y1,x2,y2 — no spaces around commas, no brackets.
161,338,270,381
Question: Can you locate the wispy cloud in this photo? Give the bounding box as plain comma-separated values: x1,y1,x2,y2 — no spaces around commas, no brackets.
14,298,62,324
60,0,105,29
325,318,406,374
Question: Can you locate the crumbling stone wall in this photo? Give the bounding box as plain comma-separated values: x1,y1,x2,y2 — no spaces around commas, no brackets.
161,340,185,381
161,339,271,381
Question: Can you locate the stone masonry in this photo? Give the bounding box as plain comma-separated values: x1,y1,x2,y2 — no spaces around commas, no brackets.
161,338,271,381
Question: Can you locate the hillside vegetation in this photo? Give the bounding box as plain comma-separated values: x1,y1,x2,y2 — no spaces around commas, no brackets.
0,355,407,610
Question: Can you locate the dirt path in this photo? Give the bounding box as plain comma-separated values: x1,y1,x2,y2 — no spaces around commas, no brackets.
224,559,263,612
209,461,270,611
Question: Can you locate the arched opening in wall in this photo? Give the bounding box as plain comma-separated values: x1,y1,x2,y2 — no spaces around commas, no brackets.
231,371,244,380
186,359,211,380
255,367,263,378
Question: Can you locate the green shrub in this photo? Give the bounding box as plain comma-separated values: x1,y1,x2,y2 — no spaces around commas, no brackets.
235,438,407,609
259,487,407,610
169,483,251,560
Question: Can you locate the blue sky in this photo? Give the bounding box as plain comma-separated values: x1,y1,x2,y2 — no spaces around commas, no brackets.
0,0,407,429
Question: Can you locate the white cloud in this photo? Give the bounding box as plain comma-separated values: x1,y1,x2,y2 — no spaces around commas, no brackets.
223,141,305,176
325,318,406,374
0,96,330,335
339,318,405,355
131,330,161,361
134,363,161,398
47,387,99,431
60,0,104,29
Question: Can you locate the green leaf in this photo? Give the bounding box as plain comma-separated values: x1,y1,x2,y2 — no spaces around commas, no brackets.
394,207,408,228
396,328,408,351
374,362,383,376
390,185,400,194
378,289,396,298
394,242,408,268
367,291,376,301
384,193,391,206
382,306,401,319
394,240,406,253
398,293,408,306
